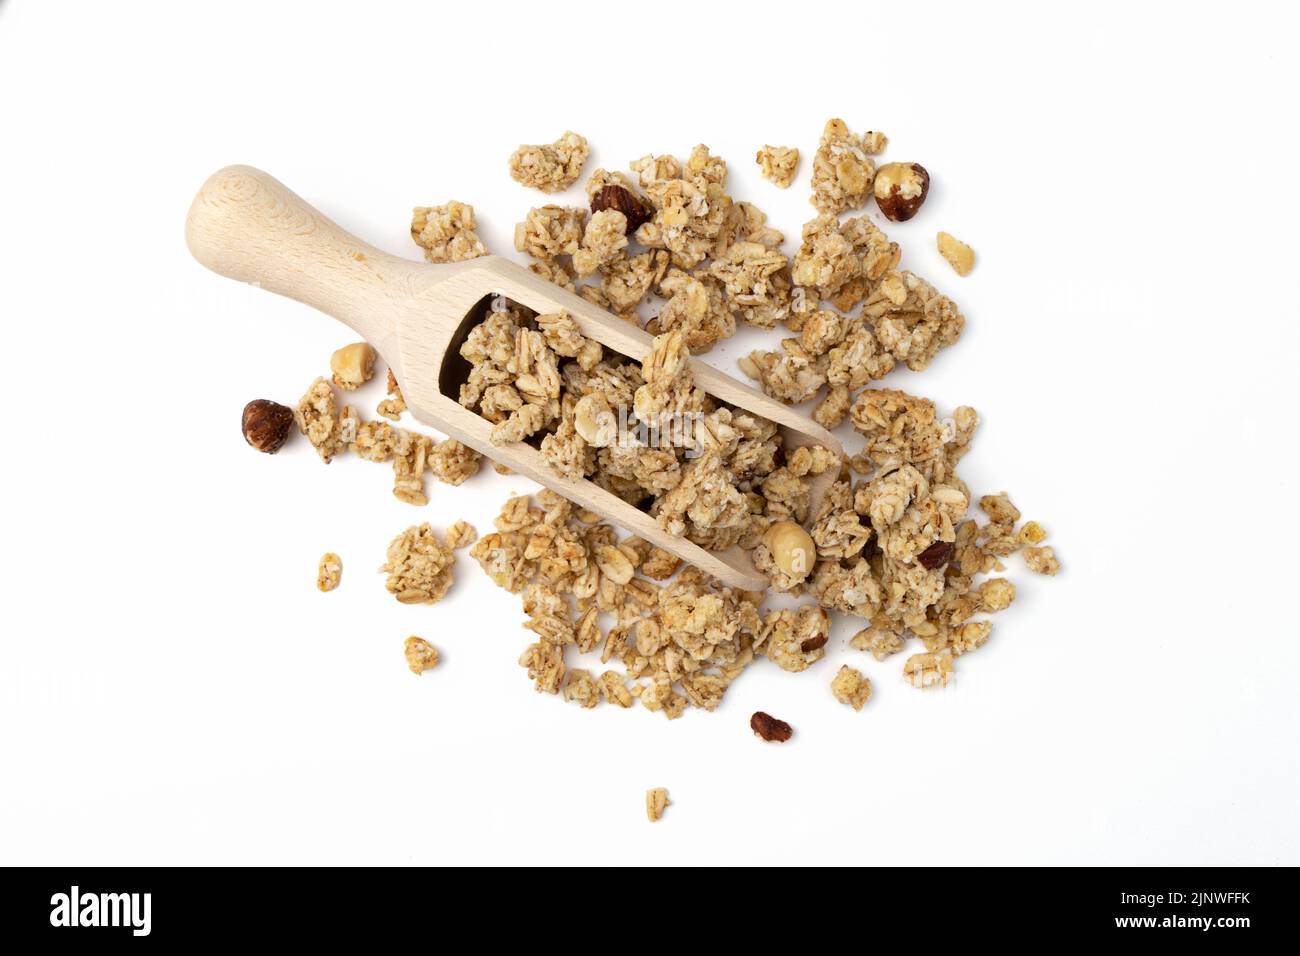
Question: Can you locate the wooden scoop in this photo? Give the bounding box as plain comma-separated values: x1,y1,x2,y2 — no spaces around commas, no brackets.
185,165,843,590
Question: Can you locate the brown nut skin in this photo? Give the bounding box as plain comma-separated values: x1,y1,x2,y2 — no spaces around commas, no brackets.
873,162,930,222
750,711,793,742
590,184,652,235
241,399,294,454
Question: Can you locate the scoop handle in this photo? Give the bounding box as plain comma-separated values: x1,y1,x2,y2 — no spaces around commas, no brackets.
185,165,424,352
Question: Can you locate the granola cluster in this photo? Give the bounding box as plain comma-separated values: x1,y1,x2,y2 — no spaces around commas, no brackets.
381,523,456,605
410,201,487,264
469,489,771,718
508,131,590,193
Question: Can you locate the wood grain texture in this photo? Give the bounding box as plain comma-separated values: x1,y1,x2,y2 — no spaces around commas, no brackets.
185,166,845,590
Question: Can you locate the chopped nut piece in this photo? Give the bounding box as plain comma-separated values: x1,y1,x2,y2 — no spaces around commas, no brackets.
646,787,670,822
917,540,954,570
242,399,293,454
761,520,816,583
1022,546,1060,576
330,342,375,391
404,636,439,674
317,553,342,592
509,131,590,193
755,145,800,188
1018,521,1047,545
937,231,975,276
410,201,487,263
831,665,873,710
750,711,793,742
381,524,455,605
874,163,930,222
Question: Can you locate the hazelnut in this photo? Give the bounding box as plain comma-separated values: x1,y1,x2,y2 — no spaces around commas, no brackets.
936,231,975,276
762,520,816,582
750,711,793,743
873,162,930,222
241,399,294,454
590,184,651,235
330,342,376,390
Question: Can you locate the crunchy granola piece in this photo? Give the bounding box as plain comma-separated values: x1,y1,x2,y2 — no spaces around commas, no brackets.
903,651,953,689
490,403,546,445
850,389,948,470
404,636,439,674
980,493,1021,524
647,269,736,352
810,118,876,215
428,439,481,485
519,641,565,694
535,311,602,369
950,620,991,656
562,668,599,708
528,256,577,291
513,205,586,260
750,711,794,742
978,578,1017,612
759,605,830,672
377,369,406,421
850,625,906,660
630,154,681,186
645,787,670,822
601,249,669,313
810,557,884,619
596,670,633,707
640,547,681,580
937,231,976,276
410,201,487,263
636,146,734,270
1018,521,1047,545
708,241,791,329
508,131,590,193
390,429,432,505
1022,546,1060,576
572,209,629,277
445,520,477,550
294,377,348,463
862,270,964,372
381,523,455,604
787,444,839,477
831,665,873,710
739,344,827,405
317,553,342,592
755,145,800,188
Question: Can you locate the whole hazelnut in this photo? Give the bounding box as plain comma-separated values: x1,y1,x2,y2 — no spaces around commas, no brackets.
873,162,930,222
330,342,376,391
590,184,652,235
762,520,817,582
242,399,294,454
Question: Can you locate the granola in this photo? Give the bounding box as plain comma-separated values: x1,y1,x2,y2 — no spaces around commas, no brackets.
404,636,439,674
317,553,342,592
830,665,872,710
381,524,455,605
810,119,877,215
410,201,487,263
509,131,590,193
755,145,800,188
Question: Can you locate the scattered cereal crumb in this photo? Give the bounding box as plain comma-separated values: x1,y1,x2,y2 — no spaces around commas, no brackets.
445,520,478,550
903,652,953,689
404,636,439,674
831,665,873,710
1022,546,1060,576
377,369,406,421
750,711,794,742
755,145,800,188
317,553,342,592
646,787,670,822
509,131,590,193
937,231,975,276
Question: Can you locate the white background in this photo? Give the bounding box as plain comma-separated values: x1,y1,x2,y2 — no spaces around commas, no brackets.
2,0,1297,866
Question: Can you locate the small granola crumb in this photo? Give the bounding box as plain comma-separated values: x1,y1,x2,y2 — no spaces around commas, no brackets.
831,665,873,711
937,231,975,276
509,131,590,193
755,145,800,188
445,520,478,550
404,636,439,674
317,553,342,592
1022,546,1060,576
646,787,670,822
750,711,794,742
903,652,953,689
377,369,406,421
